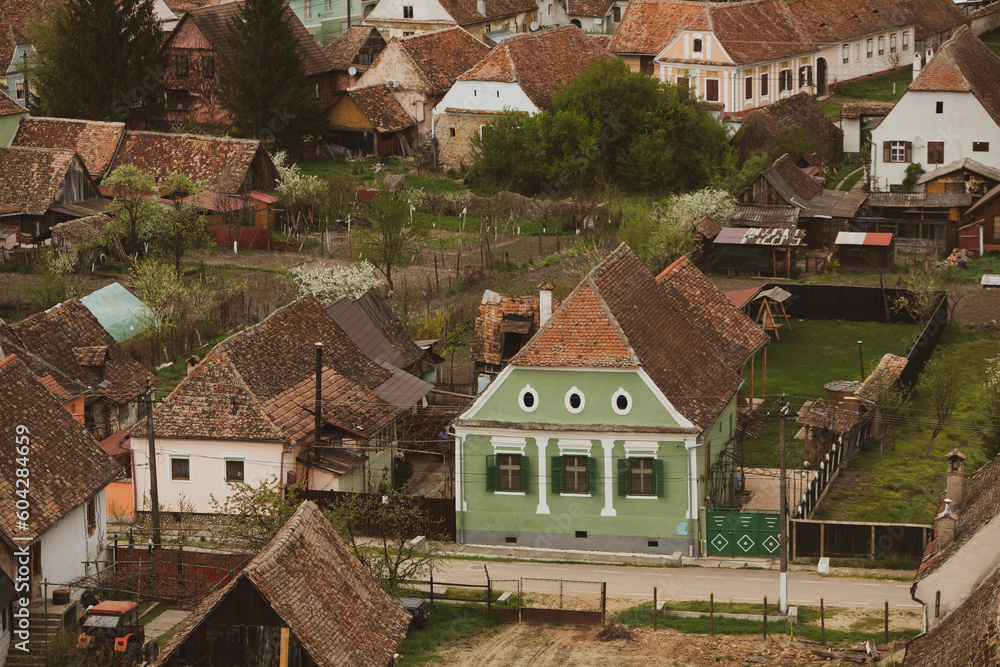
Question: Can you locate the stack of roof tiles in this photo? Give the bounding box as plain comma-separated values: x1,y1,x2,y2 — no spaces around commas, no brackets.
0,354,122,541
153,501,410,667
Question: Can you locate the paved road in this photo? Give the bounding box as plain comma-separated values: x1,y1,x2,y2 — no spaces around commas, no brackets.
433,559,919,609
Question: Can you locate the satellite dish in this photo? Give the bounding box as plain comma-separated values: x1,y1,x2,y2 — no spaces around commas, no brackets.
529,21,539,31
913,135,924,148
348,66,358,76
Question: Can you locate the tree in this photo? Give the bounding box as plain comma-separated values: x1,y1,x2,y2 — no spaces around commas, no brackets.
893,263,944,325
103,165,161,260
28,0,166,123
218,0,326,146
151,173,210,278
129,259,190,339
25,252,80,312
356,186,429,292
273,151,353,231
327,486,435,595
920,357,963,455
209,479,303,551
291,262,382,304
979,348,1000,461
469,111,544,192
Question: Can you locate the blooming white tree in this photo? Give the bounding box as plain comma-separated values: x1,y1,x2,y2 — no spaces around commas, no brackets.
661,188,735,230
292,262,383,305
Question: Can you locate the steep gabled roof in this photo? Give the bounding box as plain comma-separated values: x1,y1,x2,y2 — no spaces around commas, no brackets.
910,26,1000,127
166,2,331,77
109,131,277,193
153,502,410,667
608,1,706,55
398,27,490,91
458,26,612,111
12,118,127,178
0,299,158,405
0,89,26,116
323,25,384,71
512,244,742,430
0,146,94,216
0,0,44,73
344,84,416,133
761,153,824,205
0,354,122,542
655,256,768,371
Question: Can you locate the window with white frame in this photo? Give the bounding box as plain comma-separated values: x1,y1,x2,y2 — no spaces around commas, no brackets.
518,385,538,412
705,78,719,102
225,458,245,482
617,457,663,497
170,456,191,481
745,75,753,99
325,0,332,10
888,140,908,163
902,30,909,50
486,453,529,492
890,33,897,53
842,44,849,64
878,35,885,56
565,387,585,413
304,0,312,18
867,38,873,58
612,388,632,415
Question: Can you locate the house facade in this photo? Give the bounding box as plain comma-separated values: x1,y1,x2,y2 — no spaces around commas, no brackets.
538,0,627,33
871,26,1000,190
286,0,371,46
453,245,765,555
363,0,537,42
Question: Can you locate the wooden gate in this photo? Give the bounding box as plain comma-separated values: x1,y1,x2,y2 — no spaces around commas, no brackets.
706,509,782,557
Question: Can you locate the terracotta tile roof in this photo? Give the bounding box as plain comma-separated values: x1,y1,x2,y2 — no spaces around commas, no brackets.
0,0,44,72
437,0,537,24
512,244,743,430
762,153,824,205
655,255,769,371
0,299,158,406
458,26,612,111
0,354,122,541
796,398,860,432
917,158,1000,185
840,102,895,119
263,365,402,440
50,214,112,244
856,353,907,403
735,93,843,162
346,84,416,133
0,145,92,216
910,26,1000,127
471,291,562,366
905,564,1000,666
174,2,331,77
917,453,1000,581
153,501,410,667
323,25,383,71
11,117,127,178
73,345,109,367
0,89,26,116
610,0,965,61
109,131,277,193
147,297,395,441
37,372,73,401
398,27,490,91
725,286,764,309
693,216,721,239
557,0,615,17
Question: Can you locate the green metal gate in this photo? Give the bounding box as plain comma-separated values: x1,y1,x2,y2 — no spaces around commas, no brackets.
706,509,782,557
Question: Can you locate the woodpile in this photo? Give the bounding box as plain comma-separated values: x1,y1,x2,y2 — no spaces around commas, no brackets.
938,248,971,268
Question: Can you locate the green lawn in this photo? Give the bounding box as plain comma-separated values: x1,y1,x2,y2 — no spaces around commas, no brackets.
742,319,921,469
980,27,1000,57
816,327,997,524
825,162,863,190
838,167,866,192
396,604,500,666
833,66,912,102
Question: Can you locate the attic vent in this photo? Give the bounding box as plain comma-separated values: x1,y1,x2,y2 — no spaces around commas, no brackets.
818,21,826,27
871,8,879,12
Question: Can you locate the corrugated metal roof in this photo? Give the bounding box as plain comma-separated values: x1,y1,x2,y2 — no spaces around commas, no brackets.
732,204,799,228
715,227,805,246
327,297,410,371
715,227,749,244
835,231,867,245
836,231,894,246
982,274,1000,286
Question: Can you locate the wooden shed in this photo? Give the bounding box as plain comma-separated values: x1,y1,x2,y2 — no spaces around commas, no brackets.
327,84,415,157
835,232,895,271
714,226,806,277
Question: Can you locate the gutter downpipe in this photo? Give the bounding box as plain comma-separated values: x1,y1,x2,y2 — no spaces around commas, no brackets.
449,426,465,543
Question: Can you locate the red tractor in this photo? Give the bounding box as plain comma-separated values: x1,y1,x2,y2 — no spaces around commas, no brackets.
75,601,157,666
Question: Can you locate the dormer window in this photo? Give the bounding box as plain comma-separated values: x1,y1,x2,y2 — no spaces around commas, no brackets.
693,38,703,53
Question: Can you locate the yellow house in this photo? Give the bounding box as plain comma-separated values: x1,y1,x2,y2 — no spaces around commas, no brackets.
328,84,416,156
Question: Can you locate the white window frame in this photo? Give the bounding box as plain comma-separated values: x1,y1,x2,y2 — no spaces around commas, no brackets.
304,0,312,19
842,44,849,64
518,385,539,413
890,140,906,163
564,387,585,414
223,454,247,483
168,452,193,484
612,388,632,415
704,77,720,102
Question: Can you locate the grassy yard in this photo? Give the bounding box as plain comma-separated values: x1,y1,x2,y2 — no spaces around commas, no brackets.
980,27,1000,57
741,319,921,469
832,66,912,102
825,161,864,191
396,604,500,666
816,326,997,524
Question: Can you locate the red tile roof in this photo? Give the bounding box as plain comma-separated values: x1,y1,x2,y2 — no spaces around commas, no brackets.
458,26,612,111
0,0,44,73
557,0,614,17
725,286,764,309
0,146,95,216
345,84,416,133
154,501,410,667
0,299,159,406
511,244,743,430
12,117,127,178
437,0,537,24
656,256,769,371
910,25,1000,127
608,1,705,55
0,89,26,116
471,291,563,366
398,27,490,91
0,354,122,541
323,25,384,71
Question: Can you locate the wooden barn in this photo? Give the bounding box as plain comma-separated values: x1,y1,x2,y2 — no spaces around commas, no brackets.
964,181,1000,255
916,158,1000,197
714,226,806,277
328,84,416,157
835,232,895,271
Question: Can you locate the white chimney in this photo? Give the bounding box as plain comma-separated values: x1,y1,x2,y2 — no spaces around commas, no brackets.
477,0,485,15
936,498,957,551
538,282,554,327
946,448,967,511
913,51,922,81
925,46,935,64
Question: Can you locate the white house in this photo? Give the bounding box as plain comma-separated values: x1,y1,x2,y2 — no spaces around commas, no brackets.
0,354,122,628
131,297,430,515
363,0,538,43
870,26,1000,190
537,0,628,33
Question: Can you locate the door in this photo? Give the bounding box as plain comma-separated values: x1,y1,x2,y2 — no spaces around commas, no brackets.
817,58,827,96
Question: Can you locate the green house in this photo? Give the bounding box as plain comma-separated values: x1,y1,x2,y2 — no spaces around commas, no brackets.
452,245,768,556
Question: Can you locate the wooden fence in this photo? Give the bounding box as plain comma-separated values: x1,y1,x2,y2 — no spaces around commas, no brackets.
792,519,932,560
758,282,945,326
301,489,456,542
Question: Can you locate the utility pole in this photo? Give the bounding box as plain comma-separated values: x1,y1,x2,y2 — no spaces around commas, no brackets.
779,393,788,613
858,340,865,381
146,388,162,547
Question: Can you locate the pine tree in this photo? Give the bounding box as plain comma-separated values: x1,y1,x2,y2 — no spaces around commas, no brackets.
28,0,167,123
218,0,326,147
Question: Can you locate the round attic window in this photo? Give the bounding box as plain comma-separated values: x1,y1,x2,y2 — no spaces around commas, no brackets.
519,385,538,412
565,387,585,414
612,388,632,415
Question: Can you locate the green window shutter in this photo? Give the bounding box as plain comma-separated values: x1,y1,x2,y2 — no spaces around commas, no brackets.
587,457,598,494
520,455,530,493
654,459,664,498
486,455,498,492
617,458,630,496
551,456,564,494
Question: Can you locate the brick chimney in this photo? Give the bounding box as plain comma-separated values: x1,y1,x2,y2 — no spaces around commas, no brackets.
936,498,957,551
946,449,966,511
538,282,554,327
